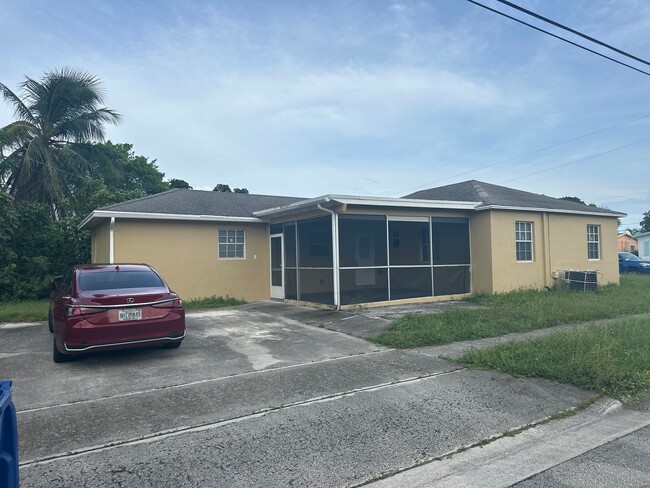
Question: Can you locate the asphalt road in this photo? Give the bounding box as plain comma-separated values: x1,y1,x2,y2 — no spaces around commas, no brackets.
0,303,604,487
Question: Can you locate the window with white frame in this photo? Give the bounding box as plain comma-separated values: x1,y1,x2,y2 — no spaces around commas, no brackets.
587,225,600,260
218,229,245,259
515,221,533,262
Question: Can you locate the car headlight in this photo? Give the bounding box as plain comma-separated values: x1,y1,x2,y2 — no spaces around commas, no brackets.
640,263,650,268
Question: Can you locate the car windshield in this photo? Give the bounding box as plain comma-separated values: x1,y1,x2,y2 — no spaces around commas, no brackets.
620,253,640,261
79,270,164,291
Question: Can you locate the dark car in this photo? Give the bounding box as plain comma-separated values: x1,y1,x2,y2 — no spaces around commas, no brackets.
49,264,185,363
618,252,650,274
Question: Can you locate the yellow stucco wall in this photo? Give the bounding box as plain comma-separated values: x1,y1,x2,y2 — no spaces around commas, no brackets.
469,211,493,294
109,219,270,301
547,213,619,286
487,211,619,293
91,221,110,263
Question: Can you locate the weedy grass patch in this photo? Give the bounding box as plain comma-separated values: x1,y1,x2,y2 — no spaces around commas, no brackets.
457,318,650,399
184,295,246,310
370,274,650,348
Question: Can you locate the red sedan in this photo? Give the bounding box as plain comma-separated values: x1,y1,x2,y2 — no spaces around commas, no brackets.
49,264,185,363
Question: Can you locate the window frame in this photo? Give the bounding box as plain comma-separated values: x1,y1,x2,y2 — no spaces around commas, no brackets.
587,224,601,260
515,221,534,262
218,229,246,260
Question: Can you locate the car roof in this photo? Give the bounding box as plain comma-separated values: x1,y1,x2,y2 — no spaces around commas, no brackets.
73,264,155,273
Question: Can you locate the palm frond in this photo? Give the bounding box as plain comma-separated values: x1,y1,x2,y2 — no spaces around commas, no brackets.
0,82,35,123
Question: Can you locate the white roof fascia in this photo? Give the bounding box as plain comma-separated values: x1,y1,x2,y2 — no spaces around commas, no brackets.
78,210,261,230
254,195,481,217
477,205,626,218
253,195,335,217
330,195,481,210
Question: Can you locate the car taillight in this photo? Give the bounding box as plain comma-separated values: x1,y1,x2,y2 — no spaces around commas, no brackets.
66,306,107,317
153,299,183,309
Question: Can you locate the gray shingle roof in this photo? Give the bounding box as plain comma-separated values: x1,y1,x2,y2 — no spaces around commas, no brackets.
98,189,304,218
404,180,623,216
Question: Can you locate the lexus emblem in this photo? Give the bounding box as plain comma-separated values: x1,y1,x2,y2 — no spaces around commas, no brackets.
126,297,135,303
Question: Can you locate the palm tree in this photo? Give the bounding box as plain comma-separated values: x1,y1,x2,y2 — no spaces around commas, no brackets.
0,68,120,217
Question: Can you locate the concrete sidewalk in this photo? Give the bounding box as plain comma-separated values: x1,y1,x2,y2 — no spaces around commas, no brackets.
368,397,650,487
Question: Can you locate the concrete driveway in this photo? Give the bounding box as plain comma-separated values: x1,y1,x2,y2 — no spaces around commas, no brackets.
1,302,603,487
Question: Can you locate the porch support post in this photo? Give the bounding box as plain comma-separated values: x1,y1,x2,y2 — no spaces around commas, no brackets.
317,203,340,309
109,217,115,264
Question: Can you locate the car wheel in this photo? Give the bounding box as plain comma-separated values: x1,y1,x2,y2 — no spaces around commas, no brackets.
629,268,640,273
52,338,72,363
48,308,54,333
163,341,182,349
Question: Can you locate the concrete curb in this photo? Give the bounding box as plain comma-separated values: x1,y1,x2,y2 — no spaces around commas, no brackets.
366,397,650,487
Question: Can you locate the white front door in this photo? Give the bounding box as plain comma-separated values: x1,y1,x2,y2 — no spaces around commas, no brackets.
355,233,376,286
270,234,284,299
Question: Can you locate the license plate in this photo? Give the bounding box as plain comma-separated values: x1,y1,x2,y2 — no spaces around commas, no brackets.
119,309,142,321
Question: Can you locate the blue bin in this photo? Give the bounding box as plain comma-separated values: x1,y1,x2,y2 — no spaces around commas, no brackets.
0,380,19,488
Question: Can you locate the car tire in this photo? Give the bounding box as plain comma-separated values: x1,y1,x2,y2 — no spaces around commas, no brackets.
629,268,639,273
52,338,72,363
162,341,182,349
48,308,54,333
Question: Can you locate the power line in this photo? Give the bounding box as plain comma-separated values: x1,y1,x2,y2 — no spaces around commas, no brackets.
394,113,650,196
466,0,650,77
494,0,650,67
500,137,650,184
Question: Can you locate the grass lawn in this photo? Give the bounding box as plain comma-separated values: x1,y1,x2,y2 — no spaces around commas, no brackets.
0,300,49,323
457,318,650,399
0,295,246,323
370,274,650,349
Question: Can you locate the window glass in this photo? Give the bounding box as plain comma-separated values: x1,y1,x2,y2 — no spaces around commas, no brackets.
587,225,600,260
270,224,283,234
79,271,164,291
339,215,387,268
431,218,470,265
515,221,533,262
218,229,245,259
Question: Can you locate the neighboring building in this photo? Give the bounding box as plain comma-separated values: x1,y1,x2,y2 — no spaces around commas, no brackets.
617,231,638,253
79,180,624,308
635,231,650,259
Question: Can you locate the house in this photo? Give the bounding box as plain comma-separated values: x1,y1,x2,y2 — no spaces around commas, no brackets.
79,180,624,308
635,231,650,259
617,231,638,253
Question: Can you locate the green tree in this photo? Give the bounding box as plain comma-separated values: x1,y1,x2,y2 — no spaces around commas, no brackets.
214,184,249,193
96,141,168,195
169,178,192,189
213,183,232,192
0,68,120,216
640,210,650,233
0,193,18,299
560,196,586,205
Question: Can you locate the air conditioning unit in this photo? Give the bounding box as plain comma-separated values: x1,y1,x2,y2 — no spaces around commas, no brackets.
562,270,599,292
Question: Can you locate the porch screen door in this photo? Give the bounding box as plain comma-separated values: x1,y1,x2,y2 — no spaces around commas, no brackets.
270,234,284,299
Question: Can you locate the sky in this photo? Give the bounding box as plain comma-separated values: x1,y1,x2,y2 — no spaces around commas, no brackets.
1,0,649,229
